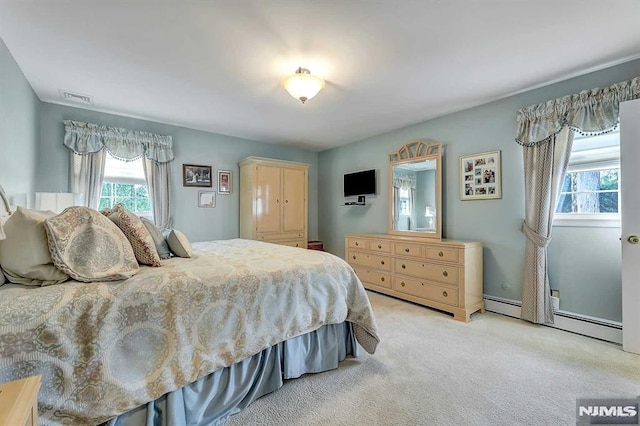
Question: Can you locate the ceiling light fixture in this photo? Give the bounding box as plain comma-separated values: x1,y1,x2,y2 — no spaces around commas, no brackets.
282,67,325,104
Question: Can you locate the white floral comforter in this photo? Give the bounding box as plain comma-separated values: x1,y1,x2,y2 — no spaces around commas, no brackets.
0,239,379,425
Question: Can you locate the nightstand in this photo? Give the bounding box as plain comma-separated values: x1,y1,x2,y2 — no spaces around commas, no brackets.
0,376,40,426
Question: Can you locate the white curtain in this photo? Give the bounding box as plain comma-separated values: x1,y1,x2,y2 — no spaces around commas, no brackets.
64,121,174,224
517,75,640,324
143,158,173,229
70,151,107,209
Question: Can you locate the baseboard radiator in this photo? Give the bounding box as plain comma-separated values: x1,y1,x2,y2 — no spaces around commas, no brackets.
483,295,622,345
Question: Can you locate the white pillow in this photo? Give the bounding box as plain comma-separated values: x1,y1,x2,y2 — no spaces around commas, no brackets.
0,207,69,286
163,229,193,258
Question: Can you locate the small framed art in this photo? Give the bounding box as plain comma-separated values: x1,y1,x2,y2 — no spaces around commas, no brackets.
183,164,212,187
198,190,216,208
459,150,502,200
218,170,232,195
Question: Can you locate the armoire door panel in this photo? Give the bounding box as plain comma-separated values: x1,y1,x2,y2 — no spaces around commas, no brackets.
282,167,306,232
255,165,282,233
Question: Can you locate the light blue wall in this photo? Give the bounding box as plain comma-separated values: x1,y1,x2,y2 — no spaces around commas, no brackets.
319,59,640,322
38,103,319,242
0,37,39,207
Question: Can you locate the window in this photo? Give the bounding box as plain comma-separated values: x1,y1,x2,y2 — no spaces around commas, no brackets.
99,153,152,218
554,131,620,227
398,187,411,215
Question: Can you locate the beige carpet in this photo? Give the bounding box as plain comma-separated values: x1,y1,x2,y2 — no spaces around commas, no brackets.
225,291,640,426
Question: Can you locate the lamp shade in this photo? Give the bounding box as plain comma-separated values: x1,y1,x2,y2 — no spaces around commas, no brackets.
35,193,78,213
282,67,325,104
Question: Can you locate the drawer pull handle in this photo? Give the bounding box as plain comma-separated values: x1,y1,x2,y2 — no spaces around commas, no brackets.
380,277,385,282
352,255,356,260
405,248,410,253
439,251,444,257
401,281,406,287
378,244,382,249
295,243,299,247
401,264,406,269
380,260,385,265
355,242,359,246
443,271,449,277
443,291,448,297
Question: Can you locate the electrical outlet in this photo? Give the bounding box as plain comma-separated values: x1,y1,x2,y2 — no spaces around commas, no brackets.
551,289,560,298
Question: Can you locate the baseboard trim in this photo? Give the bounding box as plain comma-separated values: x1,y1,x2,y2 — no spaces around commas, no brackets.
483,295,622,345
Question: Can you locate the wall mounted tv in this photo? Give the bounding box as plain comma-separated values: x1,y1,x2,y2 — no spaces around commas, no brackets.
344,169,376,197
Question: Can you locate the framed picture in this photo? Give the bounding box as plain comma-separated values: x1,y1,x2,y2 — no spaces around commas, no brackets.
459,150,502,200
218,170,232,195
183,164,212,187
198,190,216,208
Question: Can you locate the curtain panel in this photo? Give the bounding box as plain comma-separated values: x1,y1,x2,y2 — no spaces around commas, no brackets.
516,76,640,147
63,120,174,163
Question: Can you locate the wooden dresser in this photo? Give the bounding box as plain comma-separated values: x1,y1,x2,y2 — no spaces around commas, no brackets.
0,376,40,426
239,157,309,248
346,233,483,321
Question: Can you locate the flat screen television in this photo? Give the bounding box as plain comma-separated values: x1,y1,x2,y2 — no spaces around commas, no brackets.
344,169,376,197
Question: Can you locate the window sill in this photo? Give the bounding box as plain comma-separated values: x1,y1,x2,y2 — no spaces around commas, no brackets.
553,214,620,228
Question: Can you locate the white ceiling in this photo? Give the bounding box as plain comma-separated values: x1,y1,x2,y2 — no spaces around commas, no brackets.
1,1,639,152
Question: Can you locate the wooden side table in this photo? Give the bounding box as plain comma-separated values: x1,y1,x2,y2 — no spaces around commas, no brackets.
0,376,40,426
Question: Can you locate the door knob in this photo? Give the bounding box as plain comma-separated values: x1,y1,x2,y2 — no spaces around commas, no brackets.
628,235,640,244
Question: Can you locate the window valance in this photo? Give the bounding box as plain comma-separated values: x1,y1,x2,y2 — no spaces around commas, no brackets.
516,76,640,147
63,120,174,163
392,173,416,190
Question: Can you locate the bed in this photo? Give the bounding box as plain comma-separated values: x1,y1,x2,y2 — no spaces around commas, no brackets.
0,238,379,425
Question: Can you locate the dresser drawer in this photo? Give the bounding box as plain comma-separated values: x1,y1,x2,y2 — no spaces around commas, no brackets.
369,239,392,253
352,266,391,289
395,258,459,285
425,247,460,263
348,251,392,271
394,242,424,258
277,240,306,248
393,277,459,307
346,238,368,250
257,232,305,241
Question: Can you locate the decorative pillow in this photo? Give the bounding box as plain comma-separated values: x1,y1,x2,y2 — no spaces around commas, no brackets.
0,207,69,286
107,204,162,267
45,206,139,282
163,229,193,258
140,217,171,260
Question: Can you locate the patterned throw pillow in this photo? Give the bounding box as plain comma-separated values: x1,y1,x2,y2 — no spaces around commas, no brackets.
0,207,69,286
163,229,193,258
44,206,139,282
140,217,171,260
107,204,162,267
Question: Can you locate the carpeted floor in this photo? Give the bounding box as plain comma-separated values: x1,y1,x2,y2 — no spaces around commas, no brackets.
225,291,640,426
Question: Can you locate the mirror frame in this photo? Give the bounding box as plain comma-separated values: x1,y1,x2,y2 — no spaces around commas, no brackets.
388,140,443,240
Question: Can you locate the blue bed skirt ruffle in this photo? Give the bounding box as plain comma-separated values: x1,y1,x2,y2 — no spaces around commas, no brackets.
103,322,358,426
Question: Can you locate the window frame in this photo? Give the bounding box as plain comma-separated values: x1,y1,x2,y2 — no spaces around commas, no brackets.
100,154,153,219
554,134,620,228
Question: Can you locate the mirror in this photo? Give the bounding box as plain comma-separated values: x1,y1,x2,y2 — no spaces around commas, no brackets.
388,141,442,239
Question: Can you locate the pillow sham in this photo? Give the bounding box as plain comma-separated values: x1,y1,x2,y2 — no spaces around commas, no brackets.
107,204,162,267
45,206,139,282
140,217,171,260
163,229,193,258
0,207,69,286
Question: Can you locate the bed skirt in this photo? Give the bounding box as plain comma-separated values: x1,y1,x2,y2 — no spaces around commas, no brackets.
103,322,358,426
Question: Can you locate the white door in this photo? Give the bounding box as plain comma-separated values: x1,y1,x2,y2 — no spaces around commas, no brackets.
620,98,640,354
